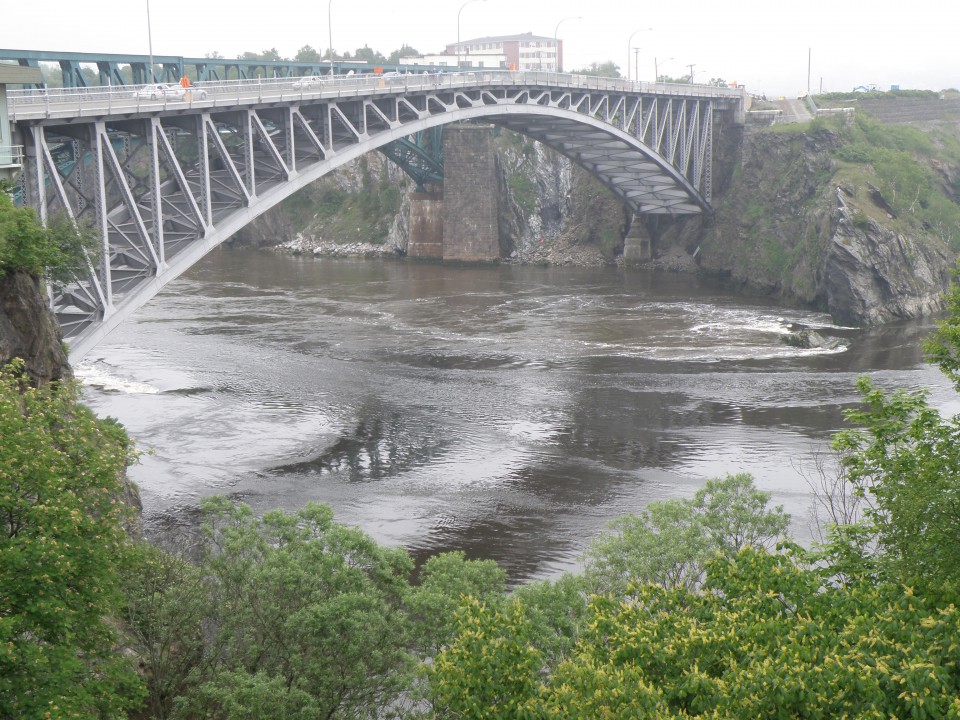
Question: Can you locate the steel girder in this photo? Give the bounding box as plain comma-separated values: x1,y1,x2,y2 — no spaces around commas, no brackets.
12,75,743,358
378,128,444,191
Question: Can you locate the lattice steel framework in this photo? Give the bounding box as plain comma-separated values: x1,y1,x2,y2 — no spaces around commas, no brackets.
10,73,744,358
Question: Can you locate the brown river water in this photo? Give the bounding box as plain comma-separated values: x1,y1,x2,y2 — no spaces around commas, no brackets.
78,249,957,583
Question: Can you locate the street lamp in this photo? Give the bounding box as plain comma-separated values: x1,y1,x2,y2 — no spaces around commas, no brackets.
633,47,640,83
625,27,651,81
654,56,674,82
457,0,486,70
146,0,154,83
328,0,334,76
553,15,581,72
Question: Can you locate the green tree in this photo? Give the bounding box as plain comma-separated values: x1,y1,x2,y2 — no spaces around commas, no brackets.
925,274,960,390
511,572,588,665
407,550,506,655
387,45,420,65
163,498,418,720
430,598,543,720
572,60,620,78
237,48,284,62
541,548,960,718
120,541,209,719
434,548,960,718
0,191,98,281
352,45,386,65
294,44,321,63
0,360,143,718
583,472,789,593
829,278,960,586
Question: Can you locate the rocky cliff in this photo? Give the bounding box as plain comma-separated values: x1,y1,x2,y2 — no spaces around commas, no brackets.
0,270,72,385
670,121,958,324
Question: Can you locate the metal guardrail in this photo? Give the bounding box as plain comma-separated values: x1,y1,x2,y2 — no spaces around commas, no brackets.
0,144,24,166
7,71,746,122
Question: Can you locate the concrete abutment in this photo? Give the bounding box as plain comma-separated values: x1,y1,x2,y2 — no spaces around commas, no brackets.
406,125,503,263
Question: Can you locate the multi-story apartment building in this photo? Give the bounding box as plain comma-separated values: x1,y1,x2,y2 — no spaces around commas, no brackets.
398,32,564,71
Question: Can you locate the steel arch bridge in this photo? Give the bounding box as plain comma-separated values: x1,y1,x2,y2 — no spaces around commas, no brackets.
7,71,745,359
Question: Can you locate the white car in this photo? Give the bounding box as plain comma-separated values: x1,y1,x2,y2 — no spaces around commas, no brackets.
292,75,322,90
136,83,185,101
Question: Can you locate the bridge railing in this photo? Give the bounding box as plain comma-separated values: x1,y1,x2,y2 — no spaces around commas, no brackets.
0,144,24,167
8,71,745,122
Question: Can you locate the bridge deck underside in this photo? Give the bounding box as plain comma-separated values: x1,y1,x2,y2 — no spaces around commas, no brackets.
489,112,703,214
10,75,739,358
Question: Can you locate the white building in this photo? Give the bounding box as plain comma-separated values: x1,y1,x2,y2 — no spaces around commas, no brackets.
399,32,564,71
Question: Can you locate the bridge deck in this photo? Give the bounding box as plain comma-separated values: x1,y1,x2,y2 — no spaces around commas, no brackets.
9,71,745,123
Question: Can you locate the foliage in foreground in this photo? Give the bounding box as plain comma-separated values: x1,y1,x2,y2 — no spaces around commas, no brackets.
433,548,960,719
583,471,789,593
0,360,143,718
119,498,512,720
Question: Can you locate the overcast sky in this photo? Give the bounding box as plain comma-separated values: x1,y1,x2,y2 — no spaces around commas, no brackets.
3,0,954,96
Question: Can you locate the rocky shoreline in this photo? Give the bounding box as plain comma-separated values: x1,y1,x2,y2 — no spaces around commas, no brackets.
276,235,403,259
275,229,627,268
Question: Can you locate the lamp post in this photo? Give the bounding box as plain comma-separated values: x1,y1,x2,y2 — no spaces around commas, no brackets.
654,56,674,82
146,0,154,83
625,27,651,81
457,0,486,70
633,47,640,83
328,0,334,76
553,15,580,72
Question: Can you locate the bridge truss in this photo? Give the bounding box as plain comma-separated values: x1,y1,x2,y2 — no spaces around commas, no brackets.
9,72,744,358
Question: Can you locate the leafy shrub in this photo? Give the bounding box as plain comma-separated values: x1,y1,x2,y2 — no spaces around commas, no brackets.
508,173,537,215
0,191,99,281
0,360,143,717
583,473,789,594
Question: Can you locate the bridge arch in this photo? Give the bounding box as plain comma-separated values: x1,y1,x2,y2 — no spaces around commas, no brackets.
9,73,743,358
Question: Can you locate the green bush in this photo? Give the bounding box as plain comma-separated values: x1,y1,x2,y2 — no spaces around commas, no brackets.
508,173,537,215
0,191,99,281
0,360,143,718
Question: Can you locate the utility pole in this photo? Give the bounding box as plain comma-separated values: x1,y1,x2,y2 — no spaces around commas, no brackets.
687,63,695,83
457,0,486,70
328,0,334,76
146,0,154,83
625,27,651,81
553,16,581,72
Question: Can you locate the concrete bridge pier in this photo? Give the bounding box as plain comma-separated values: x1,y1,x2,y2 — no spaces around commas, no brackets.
442,125,500,262
406,125,502,262
407,190,444,259
622,214,653,265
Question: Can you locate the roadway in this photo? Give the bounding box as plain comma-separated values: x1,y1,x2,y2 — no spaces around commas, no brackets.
775,97,813,123
7,71,746,123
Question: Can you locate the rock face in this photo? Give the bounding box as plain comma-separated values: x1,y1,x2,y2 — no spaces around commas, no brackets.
0,270,72,385
826,209,954,325
661,126,957,325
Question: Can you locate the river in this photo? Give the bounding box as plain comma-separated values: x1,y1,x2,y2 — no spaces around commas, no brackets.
77,249,957,584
